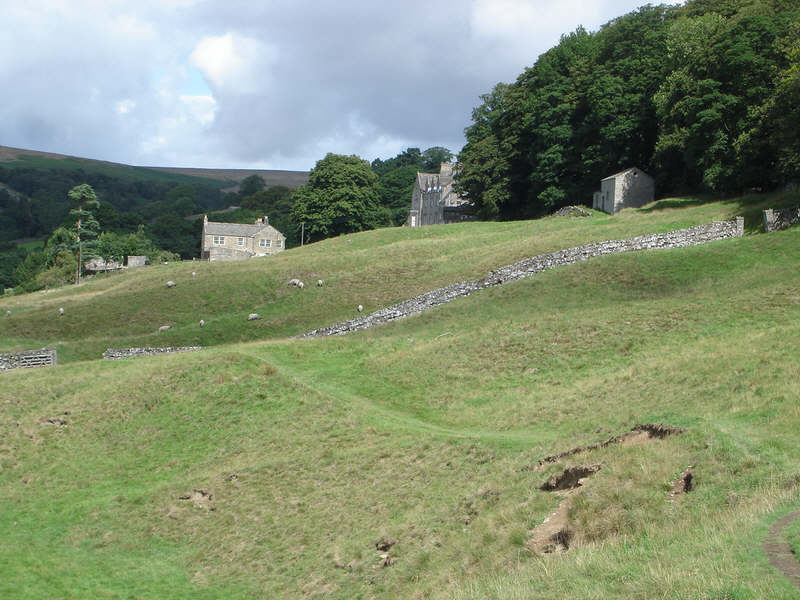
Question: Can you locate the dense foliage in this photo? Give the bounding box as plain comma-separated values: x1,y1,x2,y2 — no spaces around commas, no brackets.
457,0,800,219
291,153,391,242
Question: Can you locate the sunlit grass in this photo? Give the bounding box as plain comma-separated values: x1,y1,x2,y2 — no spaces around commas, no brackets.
0,193,799,598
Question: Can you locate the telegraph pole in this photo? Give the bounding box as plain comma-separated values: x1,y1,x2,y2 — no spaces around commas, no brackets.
300,222,305,247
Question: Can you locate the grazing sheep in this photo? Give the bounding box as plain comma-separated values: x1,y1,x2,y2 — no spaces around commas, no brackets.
297,281,304,289
166,281,176,288
357,305,363,312
5,310,10,317
58,307,64,315
200,319,205,327
317,280,323,287
248,313,261,321
288,278,300,287
192,271,196,278
158,325,171,333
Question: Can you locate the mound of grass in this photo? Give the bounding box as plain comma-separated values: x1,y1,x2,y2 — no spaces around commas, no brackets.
0,192,794,363
1,194,799,598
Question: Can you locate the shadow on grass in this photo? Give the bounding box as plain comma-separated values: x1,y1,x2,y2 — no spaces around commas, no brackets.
642,191,800,234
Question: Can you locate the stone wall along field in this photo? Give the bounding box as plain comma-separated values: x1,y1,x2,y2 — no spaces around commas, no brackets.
762,206,800,232
102,347,202,360
0,348,57,371
302,218,744,338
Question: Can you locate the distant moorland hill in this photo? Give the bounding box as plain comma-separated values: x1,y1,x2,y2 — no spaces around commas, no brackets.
0,145,309,191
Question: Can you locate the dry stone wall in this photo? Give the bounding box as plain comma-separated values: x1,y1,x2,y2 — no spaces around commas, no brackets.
103,347,202,360
302,218,744,338
0,348,57,371
762,206,800,232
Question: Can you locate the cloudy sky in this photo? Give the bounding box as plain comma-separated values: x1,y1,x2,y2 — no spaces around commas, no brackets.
1,1,671,171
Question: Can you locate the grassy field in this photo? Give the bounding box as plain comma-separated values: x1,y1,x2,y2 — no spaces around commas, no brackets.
1,193,799,598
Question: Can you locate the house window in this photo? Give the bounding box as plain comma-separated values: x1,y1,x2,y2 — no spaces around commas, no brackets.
276,239,282,248
213,236,225,245
259,239,271,248
237,237,245,247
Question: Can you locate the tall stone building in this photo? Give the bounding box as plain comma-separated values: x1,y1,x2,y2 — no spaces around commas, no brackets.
592,167,655,214
201,215,286,261
407,163,474,227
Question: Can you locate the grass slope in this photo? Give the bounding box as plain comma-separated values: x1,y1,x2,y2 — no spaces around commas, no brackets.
0,144,308,189
0,192,793,363
1,193,799,598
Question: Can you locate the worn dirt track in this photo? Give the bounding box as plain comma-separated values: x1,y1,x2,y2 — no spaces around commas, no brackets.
763,510,800,588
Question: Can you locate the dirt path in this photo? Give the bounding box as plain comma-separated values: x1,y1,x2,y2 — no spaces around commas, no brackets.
763,510,800,588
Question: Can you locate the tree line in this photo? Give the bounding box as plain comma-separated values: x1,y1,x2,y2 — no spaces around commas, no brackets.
455,0,800,220
0,146,454,293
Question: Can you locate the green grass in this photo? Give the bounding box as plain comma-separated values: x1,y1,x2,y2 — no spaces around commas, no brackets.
0,191,795,363
3,152,230,187
1,193,800,598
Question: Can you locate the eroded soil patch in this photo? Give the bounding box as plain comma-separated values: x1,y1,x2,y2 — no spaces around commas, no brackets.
540,465,601,492
533,423,685,468
669,467,694,497
528,491,576,553
763,510,800,588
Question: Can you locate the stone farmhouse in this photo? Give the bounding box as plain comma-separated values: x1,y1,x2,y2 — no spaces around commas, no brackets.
592,167,654,214
201,215,286,261
407,163,475,227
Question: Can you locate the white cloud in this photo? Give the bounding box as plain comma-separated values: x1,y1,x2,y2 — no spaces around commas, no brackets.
190,33,278,95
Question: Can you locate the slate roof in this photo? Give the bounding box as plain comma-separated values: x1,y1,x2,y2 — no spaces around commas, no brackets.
601,167,651,181
204,221,284,238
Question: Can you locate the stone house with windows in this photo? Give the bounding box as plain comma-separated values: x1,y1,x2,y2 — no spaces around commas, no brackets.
407,163,474,227
592,167,655,214
201,215,286,261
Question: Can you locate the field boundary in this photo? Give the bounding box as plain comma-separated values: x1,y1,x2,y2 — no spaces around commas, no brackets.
301,217,744,338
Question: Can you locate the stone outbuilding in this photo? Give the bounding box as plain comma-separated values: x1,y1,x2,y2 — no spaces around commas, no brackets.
201,215,286,261
592,167,654,214
407,163,475,227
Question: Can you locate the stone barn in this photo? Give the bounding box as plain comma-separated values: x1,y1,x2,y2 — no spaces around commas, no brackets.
592,167,654,214
201,215,286,261
407,163,474,227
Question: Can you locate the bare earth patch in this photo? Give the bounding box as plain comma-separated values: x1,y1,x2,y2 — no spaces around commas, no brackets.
528,491,577,553
763,510,800,588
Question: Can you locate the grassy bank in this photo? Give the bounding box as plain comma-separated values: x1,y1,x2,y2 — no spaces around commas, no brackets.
1,194,799,598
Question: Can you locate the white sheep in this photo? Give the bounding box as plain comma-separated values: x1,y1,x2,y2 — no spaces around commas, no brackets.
166,281,176,288
297,281,304,289
158,325,171,333
248,313,261,321
58,307,64,315
288,278,300,287
192,271,197,278
200,319,205,327
357,305,363,312
317,280,323,287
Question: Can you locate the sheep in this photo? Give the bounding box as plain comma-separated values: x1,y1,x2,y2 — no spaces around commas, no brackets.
297,281,304,289
200,319,205,327
166,281,176,288
5,310,10,317
288,278,300,287
158,325,171,333
248,313,261,321
317,280,323,287
58,307,64,316
192,271,196,278
357,305,363,312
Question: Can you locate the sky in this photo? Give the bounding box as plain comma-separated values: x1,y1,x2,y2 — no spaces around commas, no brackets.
0,1,675,171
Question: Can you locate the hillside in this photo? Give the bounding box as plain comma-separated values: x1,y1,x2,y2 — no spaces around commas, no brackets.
1,194,799,598
0,145,309,190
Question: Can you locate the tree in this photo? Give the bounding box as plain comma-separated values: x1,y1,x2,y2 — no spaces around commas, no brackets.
291,154,390,242
68,184,100,284
421,146,454,171
239,174,266,198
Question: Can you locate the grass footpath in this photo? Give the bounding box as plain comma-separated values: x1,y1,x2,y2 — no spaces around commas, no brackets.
1,193,799,598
